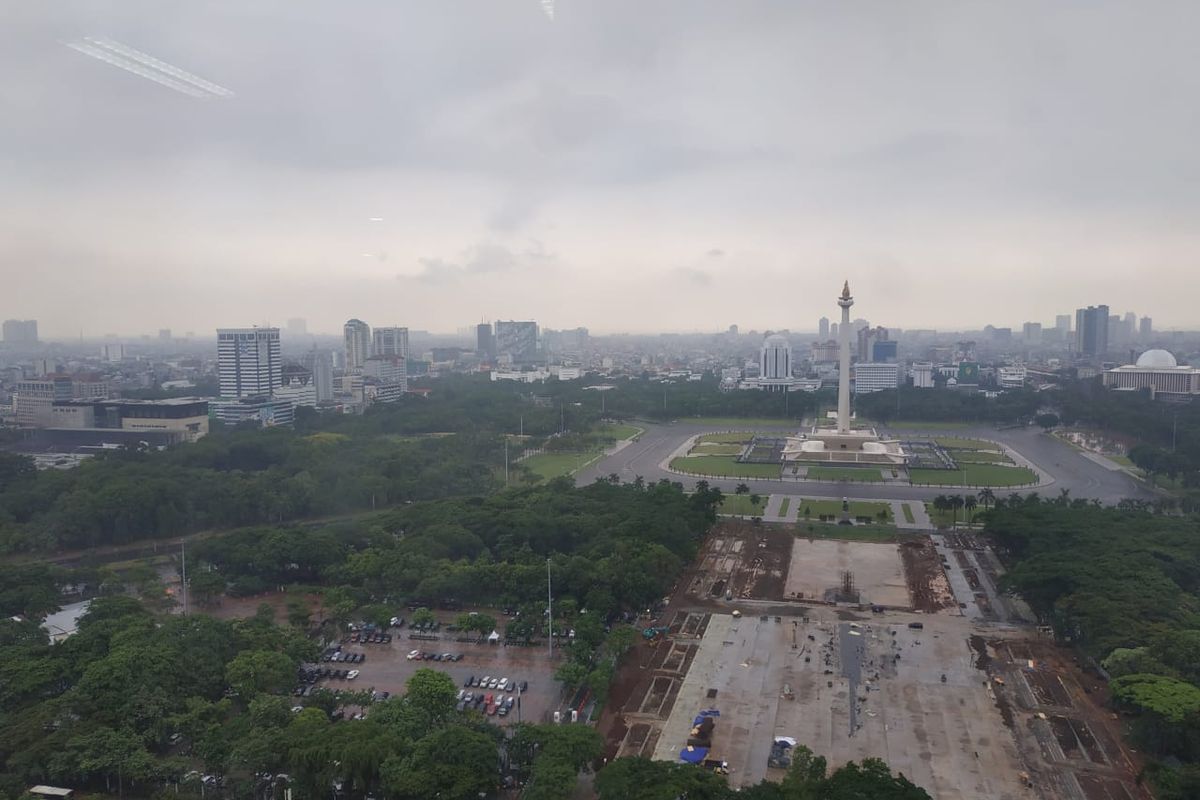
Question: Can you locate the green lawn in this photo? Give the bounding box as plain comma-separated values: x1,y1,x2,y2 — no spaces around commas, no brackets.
805,466,884,482
686,417,799,428
696,432,756,444
522,452,603,481
882,420,970,430
1109,454,1137,468
948,449,1012,464
923,502,983,528
934,437,996,451
601,423,643,441
792,525,899,543
719,494,768,516
909,463,1036,487
794,499,891,520
670,456,781,479
691,443,745,456
778,497,791,517
901,503,915,524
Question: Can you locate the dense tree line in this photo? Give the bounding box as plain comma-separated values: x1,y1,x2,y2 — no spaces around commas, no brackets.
0,427,498,554
191,479,723,622
856,386,1042,425
988,501,1200,798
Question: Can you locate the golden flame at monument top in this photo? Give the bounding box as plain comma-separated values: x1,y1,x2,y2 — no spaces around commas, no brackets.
841,280,852,300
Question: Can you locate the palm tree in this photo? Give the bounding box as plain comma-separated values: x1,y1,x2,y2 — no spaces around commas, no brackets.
1057,488,1070,506
932,495,950,528
964,494,978,523
949,495,965,527
735,483,750,495
978,488,995,511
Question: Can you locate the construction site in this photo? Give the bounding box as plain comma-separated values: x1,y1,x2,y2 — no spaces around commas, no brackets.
597,520,1145,800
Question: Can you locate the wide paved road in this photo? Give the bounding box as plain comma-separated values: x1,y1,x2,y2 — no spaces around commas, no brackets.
574,421,1154,503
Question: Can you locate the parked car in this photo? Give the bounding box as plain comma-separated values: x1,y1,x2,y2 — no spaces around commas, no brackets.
488,677,499,689
407,650,421,660
498,678,509,691
487,703,498,716
497,705,509,717
481,675,491,687
347,670,359,680
456,689,466,701
464,675,475,687
456,700,466,712
505,696,515,708
519,680,528,692
484,692,494,706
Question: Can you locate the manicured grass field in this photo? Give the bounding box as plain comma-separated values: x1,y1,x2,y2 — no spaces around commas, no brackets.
1110,454,1137,468
778,497,791,517
934,437,997,451
792,525,899,543
696,432,756,444
948,449,1013,464
691,443,744,456
719,494,768,516
794,499,891,520
924,503,956,528
522,451,602,481
805,466,884,482
601,423,643,441
687,417,799,428
901,503,916,524
670,456,781,479
909,463,1036,487
882,420,970,430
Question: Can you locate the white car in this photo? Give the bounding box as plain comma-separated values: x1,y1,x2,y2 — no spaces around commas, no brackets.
407,650,421,660
457,689,466,700
488,677,499,689
498,678,509,691
481,675,492,686
347,670,359,680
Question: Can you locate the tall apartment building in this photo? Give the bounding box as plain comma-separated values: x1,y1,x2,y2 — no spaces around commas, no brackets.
2,319,38,344
343,319,371,370
1022,322,1042,343
1055,315,1072,335
372,326,409,358
818,317,830,340
217,328,282,398
1140,317,1153,339
1074,305,1110,358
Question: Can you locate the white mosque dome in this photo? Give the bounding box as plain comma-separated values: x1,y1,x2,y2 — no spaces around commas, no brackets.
1135,349,1177,368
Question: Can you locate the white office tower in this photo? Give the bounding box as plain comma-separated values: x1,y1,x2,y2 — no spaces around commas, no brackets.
344,319,372,370
217,328,282,398
372,326,410,358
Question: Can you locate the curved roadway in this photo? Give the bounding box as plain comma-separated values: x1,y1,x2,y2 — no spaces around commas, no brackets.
574,422,1154,503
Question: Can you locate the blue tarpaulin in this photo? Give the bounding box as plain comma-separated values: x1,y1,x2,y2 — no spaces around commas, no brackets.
679,746,709,764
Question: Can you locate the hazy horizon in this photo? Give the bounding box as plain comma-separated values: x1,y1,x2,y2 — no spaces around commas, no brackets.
5,2,1199,337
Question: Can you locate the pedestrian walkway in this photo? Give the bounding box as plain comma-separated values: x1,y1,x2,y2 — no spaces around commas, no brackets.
760,495,934,529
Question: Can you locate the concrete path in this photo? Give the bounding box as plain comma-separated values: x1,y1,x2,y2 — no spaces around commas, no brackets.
758,495,935,530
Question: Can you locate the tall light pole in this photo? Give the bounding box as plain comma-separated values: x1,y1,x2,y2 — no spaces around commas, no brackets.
504,438,509,486
546,558,553,659
180,542,188,616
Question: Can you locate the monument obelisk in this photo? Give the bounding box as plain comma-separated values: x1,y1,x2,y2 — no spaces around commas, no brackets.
836,281,854,434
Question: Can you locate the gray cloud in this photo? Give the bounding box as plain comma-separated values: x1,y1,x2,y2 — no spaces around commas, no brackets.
3,1,1200,335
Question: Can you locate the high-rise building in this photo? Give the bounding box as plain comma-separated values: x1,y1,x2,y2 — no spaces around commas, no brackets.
1140,316,1153,339
476,323,495,359
830,322,839,340
818,317,830,340
1074,305,1110,358
302,350,335,402
287,318,308,336
759,334,792,390
372,326,409,358
1022,322,1042,343
343,319,371,370
853,362,901,394
494,320,539,363
217,328,282,398
1055,315,1072,335
1108,314,1123,348
910,362,935,389
2,319,38,344
871,340,898,363
857,325,887,361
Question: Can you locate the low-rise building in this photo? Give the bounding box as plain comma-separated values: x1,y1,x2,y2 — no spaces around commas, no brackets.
853,362,901,394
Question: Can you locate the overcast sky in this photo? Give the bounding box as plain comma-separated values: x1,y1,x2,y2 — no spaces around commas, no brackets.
3,2,1199,337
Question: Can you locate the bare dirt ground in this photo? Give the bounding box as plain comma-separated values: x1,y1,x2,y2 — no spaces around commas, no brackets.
595,521,1148,799
899,538,958,613
783,539,909,608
